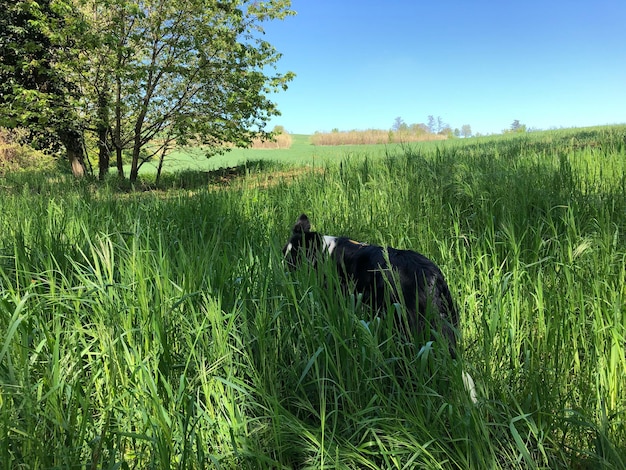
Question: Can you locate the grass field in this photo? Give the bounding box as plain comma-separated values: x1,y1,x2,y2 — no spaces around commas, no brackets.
1,126,625,468
132,134,435,175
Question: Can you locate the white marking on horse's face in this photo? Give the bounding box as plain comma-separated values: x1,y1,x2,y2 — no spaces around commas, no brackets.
322,235,338,255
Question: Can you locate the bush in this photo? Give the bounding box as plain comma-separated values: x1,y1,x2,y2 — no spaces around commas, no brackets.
0,128,54,174
250,127,293,149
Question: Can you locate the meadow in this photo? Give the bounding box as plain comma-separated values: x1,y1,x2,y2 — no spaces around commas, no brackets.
0,126,625,468
128,134,443,176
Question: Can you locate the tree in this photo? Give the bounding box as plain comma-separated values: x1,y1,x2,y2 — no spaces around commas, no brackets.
426,115,449,134
0,0,89,176
461,124,472,138
1,0,295,182
101,0,296,182
409,123,428,135
439,126,453,138
392,117,406,132
436,116,445,134
427,115,436,134
510,120,527,133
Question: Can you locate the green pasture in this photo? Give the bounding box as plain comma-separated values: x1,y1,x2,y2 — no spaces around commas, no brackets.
1,126,625,468
133,134,436,175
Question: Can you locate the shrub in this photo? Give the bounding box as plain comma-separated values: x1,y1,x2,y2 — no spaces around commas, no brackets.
250,127,293,149
0,128,54,174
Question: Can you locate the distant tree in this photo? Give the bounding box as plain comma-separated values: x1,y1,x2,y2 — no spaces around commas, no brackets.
461,124,472,138
510,120,527,133
410,123,429,135
439,126,453,138
427,115,436,134
453,128,461,138
436,116,446,134
426,115,449,134
392,117,406,132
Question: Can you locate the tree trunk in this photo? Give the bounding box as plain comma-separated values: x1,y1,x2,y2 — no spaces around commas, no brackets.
129,109,147,183
155,138,171,186
129,142,141,183
114,64,124,178
116,147,124,178
98,130,110,180
97,86,111,180
58,127,86,177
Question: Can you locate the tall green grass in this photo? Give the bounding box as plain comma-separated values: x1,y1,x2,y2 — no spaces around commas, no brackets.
1,126,625,468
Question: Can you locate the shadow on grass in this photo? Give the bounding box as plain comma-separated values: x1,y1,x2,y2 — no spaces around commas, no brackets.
0,159,288,195
119,159,284,192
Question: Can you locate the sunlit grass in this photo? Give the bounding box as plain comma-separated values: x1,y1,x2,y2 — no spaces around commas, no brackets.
1,126,625,468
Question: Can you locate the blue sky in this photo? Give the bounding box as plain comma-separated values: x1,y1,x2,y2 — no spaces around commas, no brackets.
264,0,626,135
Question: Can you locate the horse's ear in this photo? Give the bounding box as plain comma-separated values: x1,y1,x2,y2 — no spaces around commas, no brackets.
293,214,311,233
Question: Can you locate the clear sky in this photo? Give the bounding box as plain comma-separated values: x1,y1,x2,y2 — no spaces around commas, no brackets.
264,0,626,135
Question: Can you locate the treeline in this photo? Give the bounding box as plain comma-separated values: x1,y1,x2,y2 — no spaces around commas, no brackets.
394,116,473,138
311,115,473,146
310,117,538,146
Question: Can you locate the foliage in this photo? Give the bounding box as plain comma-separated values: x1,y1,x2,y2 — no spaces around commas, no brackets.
250,126,293,149
1,126,625,467
504,119,528,134
0,0,295,181
0,128,55,174
461,124,472,138
0,0,90,175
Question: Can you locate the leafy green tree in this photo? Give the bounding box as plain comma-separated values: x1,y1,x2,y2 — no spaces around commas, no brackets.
1,0,295,182
86,0,296,182
0,0,89,176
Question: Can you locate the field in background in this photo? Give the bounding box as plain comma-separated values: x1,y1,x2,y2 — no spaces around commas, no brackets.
122,131,529,178
131,133,406,176
1,126,625,468
310,128,447,146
